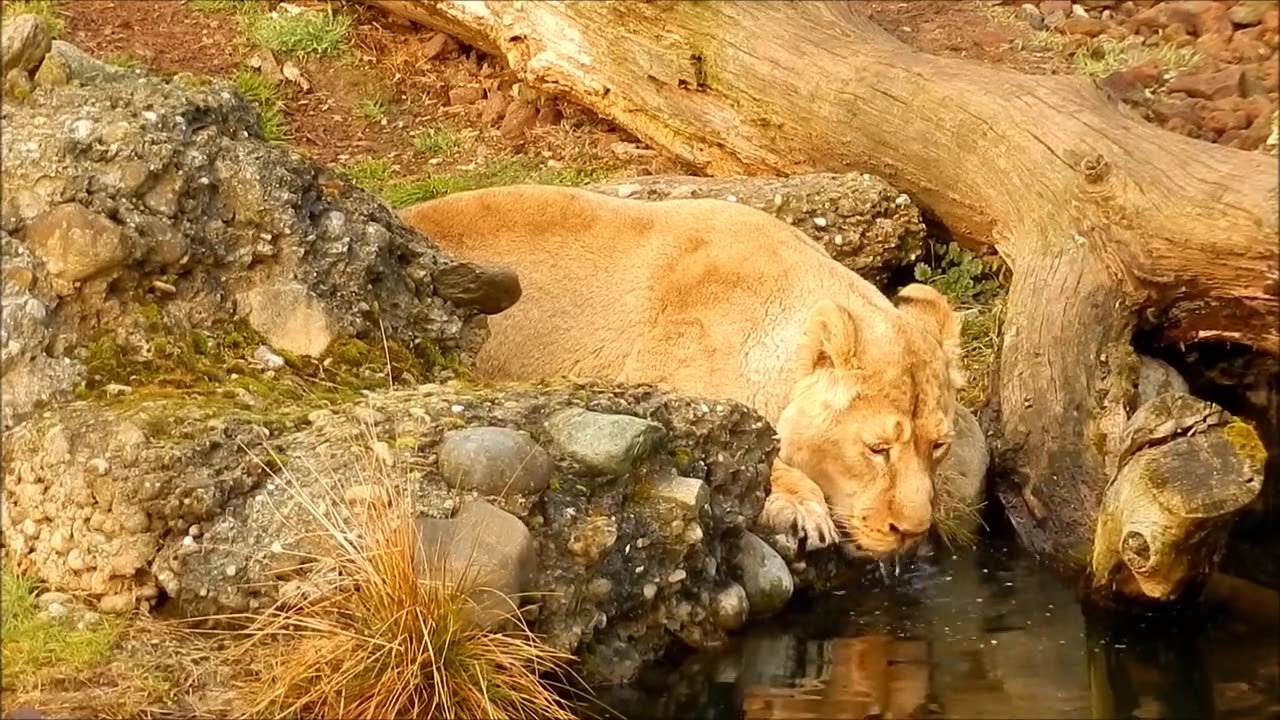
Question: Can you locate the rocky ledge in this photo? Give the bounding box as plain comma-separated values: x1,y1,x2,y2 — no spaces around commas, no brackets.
2,379,784,684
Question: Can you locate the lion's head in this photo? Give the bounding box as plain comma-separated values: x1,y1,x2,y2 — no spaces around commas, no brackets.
775,283,965,558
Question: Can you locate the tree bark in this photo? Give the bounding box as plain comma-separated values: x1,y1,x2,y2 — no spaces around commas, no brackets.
364,0,1279,595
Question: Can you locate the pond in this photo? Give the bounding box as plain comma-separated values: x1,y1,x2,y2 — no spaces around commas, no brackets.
586,536,1280,720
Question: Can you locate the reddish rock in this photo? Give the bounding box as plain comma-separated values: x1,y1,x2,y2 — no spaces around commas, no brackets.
420,32,461,61
1162,116,1202,136
1232,26,1276,61
499,99,538,140
1196,30,1236,61
1186,0,1236,37
1063,16,1111,35
1040,0,1073,16
1151,97,1204,125
1162,21,1191,39
447,85,485,106
480,90,510,125
1116,1,1140,18
1202,106,1251,132
1222,113,1275,149
1104,24,1134,39
1126,59,1166,86
1100,68,1153,102
1236,95,1276,123
536,105,563,126
1168,66,1245,99
1228,2,1273,27
1264,9,1279,32
974,27,1011,50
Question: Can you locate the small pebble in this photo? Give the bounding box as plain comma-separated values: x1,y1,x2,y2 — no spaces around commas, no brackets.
813,216,827,227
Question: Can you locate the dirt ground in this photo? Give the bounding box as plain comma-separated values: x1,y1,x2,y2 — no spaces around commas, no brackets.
1,0,1276,717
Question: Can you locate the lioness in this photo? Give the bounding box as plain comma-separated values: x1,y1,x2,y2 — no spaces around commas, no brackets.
402,185,966,558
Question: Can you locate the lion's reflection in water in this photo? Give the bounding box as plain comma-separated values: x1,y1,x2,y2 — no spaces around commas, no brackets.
595,540,1280,720
739,633,930,720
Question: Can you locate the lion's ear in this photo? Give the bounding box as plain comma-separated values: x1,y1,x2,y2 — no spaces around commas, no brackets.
894,283,966,388
798,300,860,374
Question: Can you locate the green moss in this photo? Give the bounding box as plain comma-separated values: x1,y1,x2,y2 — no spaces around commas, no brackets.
2,0,65,37
1223,418,1267,471
2,567,123,692
547,476,561,491
672,447,694,474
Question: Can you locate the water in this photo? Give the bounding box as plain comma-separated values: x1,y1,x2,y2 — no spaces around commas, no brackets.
590,538,1280,720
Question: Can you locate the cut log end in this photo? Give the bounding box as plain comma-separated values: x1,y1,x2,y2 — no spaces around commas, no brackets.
1090,397,1264,603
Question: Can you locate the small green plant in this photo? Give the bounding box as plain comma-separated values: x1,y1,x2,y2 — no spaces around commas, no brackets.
2,0,65,35
340,158,393,194
913,242,1006,409
1,568,123,691
411,126,462,155
232,67,289,142
913,242,1003,308
242,3,354,59
354,96,389,123
188,0,240,12
1070,37,1200,79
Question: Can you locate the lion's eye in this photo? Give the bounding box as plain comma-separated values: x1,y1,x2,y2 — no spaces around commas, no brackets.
932,440,951,456
868,443,891,458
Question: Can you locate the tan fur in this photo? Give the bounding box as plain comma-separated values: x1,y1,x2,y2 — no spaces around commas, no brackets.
401,185,964,558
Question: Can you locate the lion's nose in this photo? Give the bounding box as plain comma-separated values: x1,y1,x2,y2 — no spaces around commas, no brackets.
887,511,931,540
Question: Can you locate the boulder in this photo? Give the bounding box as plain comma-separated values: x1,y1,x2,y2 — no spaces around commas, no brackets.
585,173,927,287
2,379,777,685
0,39,495,430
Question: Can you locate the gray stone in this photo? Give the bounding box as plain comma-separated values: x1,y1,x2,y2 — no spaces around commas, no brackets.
33,41,125,87
36,590,73,608
22,203,130,283
437,426,554,496
414,499,536,629
711,581,748,630
2,14,51,76
431,260,522,315
545,407,665,476
1137,354,1190,405
734,531,793,617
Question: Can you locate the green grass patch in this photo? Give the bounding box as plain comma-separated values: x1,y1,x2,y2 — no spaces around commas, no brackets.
411,126,463,155
354,96,390,123
1070,37,1200,78
232,67,289,142
187,0,242,13
339,158,393,194
377,156,615,208
2,568,122,692
242,2,354,60
2,0,65,36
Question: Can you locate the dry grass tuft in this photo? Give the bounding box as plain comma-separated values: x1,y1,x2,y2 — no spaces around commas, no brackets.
196,441,583,720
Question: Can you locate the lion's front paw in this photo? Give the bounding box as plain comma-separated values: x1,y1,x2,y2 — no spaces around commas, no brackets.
757,492,840,552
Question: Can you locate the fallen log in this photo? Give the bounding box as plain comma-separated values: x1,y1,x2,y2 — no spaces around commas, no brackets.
363,0,1278,599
